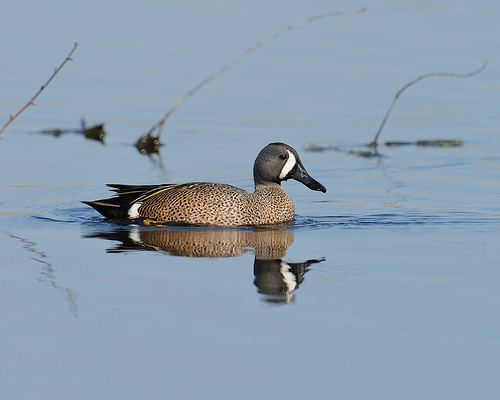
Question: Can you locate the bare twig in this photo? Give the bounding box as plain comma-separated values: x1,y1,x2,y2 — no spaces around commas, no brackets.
369,60,487,147
143,8,366,141
0,42,79,135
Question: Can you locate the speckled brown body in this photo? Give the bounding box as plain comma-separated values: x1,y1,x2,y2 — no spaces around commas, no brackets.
137,182,295,226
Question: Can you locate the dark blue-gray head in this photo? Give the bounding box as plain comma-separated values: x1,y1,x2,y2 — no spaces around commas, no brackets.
253,142,327,193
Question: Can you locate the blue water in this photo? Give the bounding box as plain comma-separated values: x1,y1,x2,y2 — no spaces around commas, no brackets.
1,1,500,399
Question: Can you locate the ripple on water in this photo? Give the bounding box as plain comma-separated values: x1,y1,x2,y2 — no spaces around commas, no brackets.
293,210,499,230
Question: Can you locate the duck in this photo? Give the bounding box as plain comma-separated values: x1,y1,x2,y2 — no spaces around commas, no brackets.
83,142,326,226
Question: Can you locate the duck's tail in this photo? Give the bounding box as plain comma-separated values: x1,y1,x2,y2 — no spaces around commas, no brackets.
83,184,162,219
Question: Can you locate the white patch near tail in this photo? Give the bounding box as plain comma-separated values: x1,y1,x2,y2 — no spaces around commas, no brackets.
127,202,143,219
129,226,141,242
280,261,297,292
279,150,296,179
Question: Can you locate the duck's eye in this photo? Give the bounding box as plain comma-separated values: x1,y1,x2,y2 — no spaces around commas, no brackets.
279,154,287,160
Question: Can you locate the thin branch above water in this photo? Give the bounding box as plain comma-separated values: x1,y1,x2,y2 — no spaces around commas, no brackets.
0,42,79,135
136,8,366,152
369,61,487,147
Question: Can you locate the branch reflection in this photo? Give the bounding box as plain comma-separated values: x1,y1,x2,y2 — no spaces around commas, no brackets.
6,232,78,316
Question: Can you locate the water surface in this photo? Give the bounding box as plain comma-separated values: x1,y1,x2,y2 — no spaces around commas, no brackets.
1,1,499,399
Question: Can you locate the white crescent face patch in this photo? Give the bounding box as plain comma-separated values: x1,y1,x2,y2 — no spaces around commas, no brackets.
279,150,296,180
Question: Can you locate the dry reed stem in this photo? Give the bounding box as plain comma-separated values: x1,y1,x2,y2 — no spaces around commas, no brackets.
369,61,487,147
0,42,79,135
145,8,366,140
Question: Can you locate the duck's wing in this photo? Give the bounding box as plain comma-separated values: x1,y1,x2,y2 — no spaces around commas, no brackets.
84,182,236,220
84,183,180,219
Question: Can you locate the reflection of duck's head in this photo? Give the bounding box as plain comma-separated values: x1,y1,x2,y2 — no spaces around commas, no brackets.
87,226,294,259
253,258,324,304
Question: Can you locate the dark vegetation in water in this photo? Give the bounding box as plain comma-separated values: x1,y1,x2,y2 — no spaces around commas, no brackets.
384,139,463,147
39,118,106,143
305,139,465,159
136,132,162,155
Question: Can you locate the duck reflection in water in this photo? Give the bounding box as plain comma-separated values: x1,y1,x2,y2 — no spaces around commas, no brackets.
85,226,324,304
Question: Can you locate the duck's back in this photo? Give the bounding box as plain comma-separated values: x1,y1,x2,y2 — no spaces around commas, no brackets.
137,182,295,226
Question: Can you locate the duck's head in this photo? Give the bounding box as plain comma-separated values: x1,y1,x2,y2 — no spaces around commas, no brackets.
253,142,327,193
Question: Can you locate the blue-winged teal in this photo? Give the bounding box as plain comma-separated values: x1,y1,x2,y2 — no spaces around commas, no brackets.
83,142,326,226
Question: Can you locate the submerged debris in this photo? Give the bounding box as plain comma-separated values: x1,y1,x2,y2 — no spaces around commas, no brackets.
304,143,384,158
304,143,339,152
415,139,463,147
385,139,463,147
135,132,162,155
40,118,106,143
348,149,384,158
82,123,106,142
305,138,462,158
